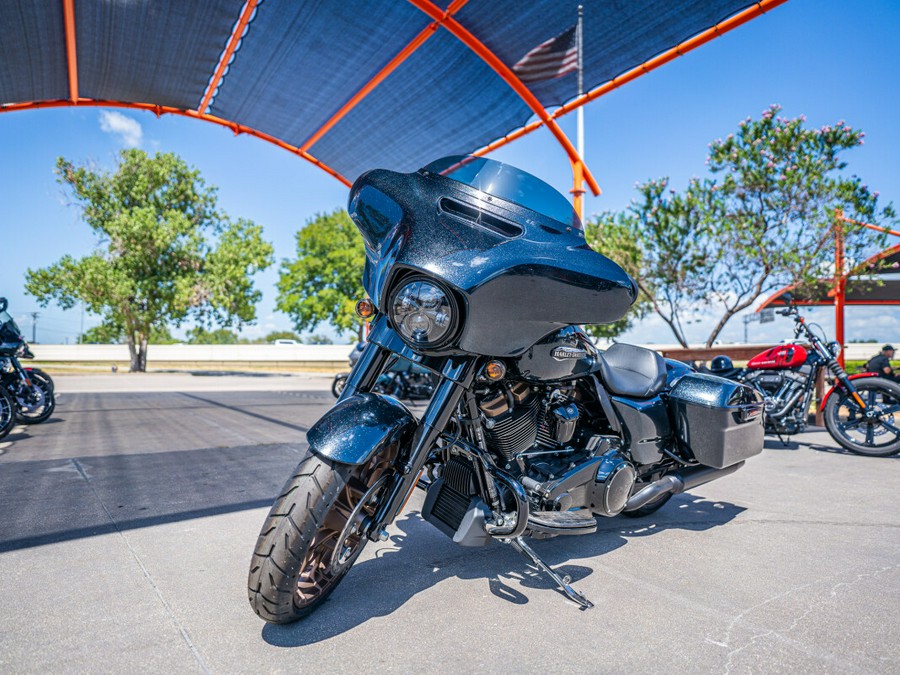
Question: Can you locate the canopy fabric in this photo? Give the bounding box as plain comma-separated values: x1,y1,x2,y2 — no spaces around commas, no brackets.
759,245,900,308
0,0,782,186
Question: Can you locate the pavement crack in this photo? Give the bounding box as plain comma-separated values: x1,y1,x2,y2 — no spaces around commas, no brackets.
709,564,899,673
71,458,212,674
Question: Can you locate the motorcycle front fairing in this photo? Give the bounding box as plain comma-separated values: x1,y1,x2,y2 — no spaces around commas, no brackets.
349,166,637,357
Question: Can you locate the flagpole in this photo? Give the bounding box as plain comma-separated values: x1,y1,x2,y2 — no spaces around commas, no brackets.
576,5,585,222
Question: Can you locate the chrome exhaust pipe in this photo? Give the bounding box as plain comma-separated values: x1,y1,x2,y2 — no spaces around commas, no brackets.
623,461,744,512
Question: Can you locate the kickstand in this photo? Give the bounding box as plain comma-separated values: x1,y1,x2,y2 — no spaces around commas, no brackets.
507,537,594,610
776,433,789,447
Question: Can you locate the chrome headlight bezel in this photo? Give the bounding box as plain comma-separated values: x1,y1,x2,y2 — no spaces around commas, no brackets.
388,276,459,350
827,341,842,357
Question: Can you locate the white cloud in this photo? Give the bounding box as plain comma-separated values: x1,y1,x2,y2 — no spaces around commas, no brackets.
98,111,143,148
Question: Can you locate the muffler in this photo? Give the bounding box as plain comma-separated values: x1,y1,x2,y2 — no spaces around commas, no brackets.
623,462,744,512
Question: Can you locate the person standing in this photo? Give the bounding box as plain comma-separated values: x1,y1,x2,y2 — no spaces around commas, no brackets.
865,344,898,382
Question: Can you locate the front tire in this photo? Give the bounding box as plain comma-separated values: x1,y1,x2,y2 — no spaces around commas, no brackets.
0,386,15,440
248,451,395,623
824,378,900,457
15,376,54,424
331,374,348,398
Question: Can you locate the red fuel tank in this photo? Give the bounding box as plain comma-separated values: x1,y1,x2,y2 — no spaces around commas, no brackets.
747,343,808,369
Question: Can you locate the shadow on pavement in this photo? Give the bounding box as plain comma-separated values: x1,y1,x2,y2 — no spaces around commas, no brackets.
261,494,743,647
0,443,305,553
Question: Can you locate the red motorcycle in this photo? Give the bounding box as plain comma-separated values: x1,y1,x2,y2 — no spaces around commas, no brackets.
711,295,900,456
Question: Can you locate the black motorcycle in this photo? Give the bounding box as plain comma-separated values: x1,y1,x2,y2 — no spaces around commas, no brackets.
710,296,900,456
0,298,55,425
248,157,764,623
333,343,436,401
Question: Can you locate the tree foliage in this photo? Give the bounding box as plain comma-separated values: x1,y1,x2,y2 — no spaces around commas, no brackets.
277,209,365,340
583,214,650,340
80,322,176,345
26,150,274,370
186,326,239,344
616,106,894,347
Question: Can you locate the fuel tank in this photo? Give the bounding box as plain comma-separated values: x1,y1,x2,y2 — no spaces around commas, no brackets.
511,326,598,382
747,343,808,369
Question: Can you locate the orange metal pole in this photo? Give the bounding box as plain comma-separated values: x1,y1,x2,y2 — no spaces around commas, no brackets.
301,0,469,152
471,0,790,158
407,0,601,196
0,99,352,187
836,213,900,238
834,211,846,367
198,0,260,114
62,0,79,102
571,160,585,221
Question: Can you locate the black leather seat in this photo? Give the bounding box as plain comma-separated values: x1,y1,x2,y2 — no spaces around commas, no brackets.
595,343,667,398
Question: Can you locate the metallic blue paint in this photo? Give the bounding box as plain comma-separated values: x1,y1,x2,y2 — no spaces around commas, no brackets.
307,392,417,466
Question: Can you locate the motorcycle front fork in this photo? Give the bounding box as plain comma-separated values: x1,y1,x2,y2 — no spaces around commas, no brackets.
338,335,478,540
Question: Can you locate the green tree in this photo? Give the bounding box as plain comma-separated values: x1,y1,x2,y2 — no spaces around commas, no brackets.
621,106,894,347
264,330,303,343
303,333,334,344
186,326,238,344
80,322,176,344
277,209,366,340
26,150,274,370
584,212,651,340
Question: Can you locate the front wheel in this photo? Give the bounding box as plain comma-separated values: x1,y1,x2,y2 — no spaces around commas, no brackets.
248,451,395,623
15,376,54,424
824,377,900,457
331,373,348,398
0,386,15,440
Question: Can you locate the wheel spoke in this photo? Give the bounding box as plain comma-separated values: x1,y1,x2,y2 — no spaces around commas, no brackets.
878,419,900,436
865,423,875,446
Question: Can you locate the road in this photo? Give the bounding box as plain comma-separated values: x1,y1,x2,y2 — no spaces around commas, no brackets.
0,374,897,673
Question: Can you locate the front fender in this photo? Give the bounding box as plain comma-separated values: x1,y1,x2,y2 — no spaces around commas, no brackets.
822,372,879,406
307,393,417,466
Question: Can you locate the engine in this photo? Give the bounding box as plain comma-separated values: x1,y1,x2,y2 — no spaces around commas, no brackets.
745,368,810,433
477,381,594,463
474,380,635,516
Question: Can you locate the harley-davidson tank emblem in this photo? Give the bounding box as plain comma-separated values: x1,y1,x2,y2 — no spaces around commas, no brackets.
552,346,587,360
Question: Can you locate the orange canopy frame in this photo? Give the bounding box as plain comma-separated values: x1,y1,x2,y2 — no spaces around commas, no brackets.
758,212,900,366
0,0,788,214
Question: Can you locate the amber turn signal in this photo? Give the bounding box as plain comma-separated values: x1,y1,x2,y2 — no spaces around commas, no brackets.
355,298,376,319
484,360,506,381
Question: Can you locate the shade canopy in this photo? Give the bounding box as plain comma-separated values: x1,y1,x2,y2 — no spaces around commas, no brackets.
759,244,900,308
0,0,783,187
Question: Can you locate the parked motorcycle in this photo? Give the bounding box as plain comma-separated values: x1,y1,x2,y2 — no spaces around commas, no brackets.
333,343,436,400
0,381,15,440
0,298,55,424
710,295,900,456
248,157,765,623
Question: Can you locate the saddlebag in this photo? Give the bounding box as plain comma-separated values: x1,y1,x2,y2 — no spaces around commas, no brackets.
667,373,764,469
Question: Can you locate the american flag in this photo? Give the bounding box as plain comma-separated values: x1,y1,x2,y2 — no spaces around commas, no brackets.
512,25,578,84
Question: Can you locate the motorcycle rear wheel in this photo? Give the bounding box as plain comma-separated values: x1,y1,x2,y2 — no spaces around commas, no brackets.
620,491,672,518
824,378,900,457
248,451,395,623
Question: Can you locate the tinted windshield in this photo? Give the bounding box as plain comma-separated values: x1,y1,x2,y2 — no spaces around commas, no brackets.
423,156,580,231
0,311,21,342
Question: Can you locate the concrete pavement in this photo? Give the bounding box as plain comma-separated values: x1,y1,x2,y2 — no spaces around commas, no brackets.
0,376,897,673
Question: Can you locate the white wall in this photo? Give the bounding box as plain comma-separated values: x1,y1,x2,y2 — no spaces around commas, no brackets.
29,343,352,362
29,342,883,362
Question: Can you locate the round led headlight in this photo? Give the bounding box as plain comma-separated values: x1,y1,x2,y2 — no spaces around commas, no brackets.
827,341,842,357
390,278,457,348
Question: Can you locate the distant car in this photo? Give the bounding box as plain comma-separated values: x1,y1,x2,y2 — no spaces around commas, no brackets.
272,339,300,345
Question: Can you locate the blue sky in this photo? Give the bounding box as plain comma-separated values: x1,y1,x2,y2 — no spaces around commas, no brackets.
1,0,898,346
